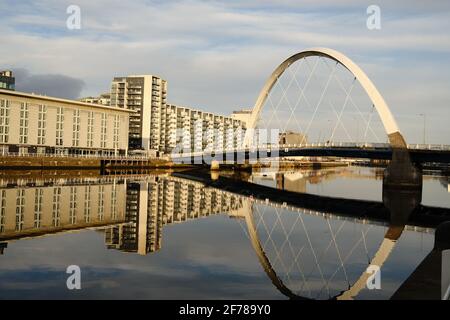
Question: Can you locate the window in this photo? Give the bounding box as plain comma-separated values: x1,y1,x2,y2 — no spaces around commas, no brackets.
37,105,47,145
111,184,117,220
19,103,29,144
98,185,104,221
0,99,10,143
87,111,94,147
0,190,6,233
113,114,120,150
72,109,80,147
15,189,25,231
100,113,107,148
56,107,64,146
52,187,61,227
69,187,77,224
34,189,43,228
84,186,91,223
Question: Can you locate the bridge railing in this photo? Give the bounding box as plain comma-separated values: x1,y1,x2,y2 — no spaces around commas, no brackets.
170,142,450,158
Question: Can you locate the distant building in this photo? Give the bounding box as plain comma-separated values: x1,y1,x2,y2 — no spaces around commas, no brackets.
110,75,167,152
0,89,132,156
165,104,245,154
231,109,252,127
79,93,111,106
279,131,308,145
0,71,15,91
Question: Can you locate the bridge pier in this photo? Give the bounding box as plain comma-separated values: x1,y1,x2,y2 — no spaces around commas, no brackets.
383,147,422,191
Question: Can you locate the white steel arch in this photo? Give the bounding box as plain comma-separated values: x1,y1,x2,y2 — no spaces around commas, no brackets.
244,47,407,148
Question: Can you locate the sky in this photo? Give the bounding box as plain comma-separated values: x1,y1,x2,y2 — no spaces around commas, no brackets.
0,0,449,144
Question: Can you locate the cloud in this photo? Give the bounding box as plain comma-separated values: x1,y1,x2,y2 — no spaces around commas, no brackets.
12,68,85,99
0,0,449,143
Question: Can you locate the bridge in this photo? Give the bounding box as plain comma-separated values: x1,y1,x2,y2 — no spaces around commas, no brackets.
172,143,450,165
170,47,450,167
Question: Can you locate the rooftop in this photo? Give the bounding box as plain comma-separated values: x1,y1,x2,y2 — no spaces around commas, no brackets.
0,89,134,113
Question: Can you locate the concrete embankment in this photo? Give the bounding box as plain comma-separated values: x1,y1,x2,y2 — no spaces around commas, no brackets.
0,156,195,170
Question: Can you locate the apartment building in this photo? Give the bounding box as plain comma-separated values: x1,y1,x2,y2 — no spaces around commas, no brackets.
110,75,167,152
109,74,245,155
0,71,15,91
79,93,111,106
165,104,245,155
0,89,132,156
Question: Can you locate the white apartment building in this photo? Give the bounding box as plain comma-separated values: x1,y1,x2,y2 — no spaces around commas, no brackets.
109,75,245,155
0,89,132,156
165,104,245,155
110,75,167,152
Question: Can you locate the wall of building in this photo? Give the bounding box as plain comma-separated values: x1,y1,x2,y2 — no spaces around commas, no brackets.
0,90,130,155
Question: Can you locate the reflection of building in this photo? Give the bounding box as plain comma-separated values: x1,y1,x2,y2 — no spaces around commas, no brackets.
276,172,307,193
105,176,244,255
279,131,307,145
0,178,127,252
0,71,15,91
0,89,131,156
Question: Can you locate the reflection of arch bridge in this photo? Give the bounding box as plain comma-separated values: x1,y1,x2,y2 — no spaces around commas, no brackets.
1,172,448,299
174,170,450,299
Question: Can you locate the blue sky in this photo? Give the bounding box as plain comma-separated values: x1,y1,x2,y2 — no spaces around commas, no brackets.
0,0,449,143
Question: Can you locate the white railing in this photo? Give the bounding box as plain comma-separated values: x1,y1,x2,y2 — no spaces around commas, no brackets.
170,142,450,158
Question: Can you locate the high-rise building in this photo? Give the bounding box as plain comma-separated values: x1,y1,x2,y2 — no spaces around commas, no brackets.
110,75,167,152
0,71,15,91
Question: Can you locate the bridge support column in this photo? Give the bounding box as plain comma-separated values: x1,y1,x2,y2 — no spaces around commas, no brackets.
383,146,422,191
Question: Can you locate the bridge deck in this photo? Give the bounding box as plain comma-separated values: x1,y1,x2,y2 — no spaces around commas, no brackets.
172,147,450,164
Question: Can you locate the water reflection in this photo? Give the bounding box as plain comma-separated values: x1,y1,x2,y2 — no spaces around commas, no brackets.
0,167,449,299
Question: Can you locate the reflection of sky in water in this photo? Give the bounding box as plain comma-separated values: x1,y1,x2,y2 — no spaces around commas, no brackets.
252,167,450,208
0,167,445,299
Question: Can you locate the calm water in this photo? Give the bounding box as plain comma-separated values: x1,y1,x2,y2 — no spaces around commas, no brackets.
0,166,448,299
